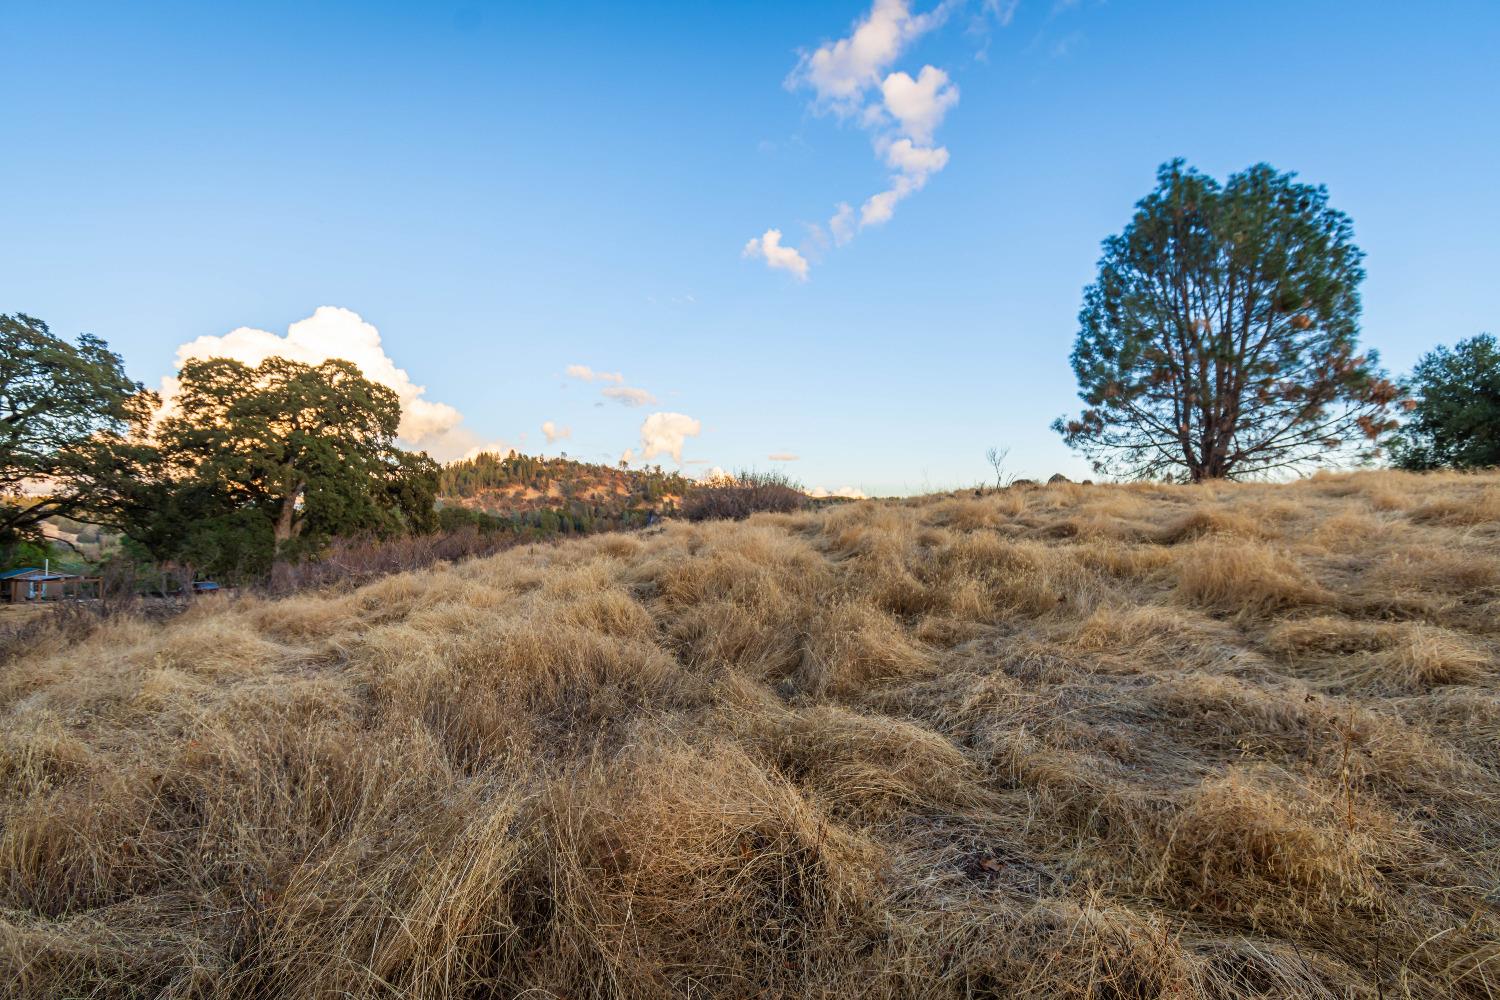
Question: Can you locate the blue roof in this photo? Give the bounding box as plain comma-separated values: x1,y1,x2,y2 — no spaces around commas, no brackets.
0,567,42,580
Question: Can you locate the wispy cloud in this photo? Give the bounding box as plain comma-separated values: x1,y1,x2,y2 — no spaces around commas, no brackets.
1048,30,1081,58
542,420,571,444
768,452,801,461
746,0,1004,279
565,364,625,384
568,363,660,409
985,0,1020,26
602,386,658,407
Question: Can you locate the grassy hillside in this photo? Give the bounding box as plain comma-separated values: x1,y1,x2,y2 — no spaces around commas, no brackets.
3,471,1498,998
440,451,694,524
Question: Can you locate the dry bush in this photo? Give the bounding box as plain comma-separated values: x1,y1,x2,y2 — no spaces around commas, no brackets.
268,525,526,592
682,471,806,521
3,469,1499,999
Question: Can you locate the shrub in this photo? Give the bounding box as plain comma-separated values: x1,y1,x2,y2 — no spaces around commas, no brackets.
266,526,524,593
683,470,806,521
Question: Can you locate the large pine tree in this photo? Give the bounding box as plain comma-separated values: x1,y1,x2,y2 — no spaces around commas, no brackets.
1054,160,1401,481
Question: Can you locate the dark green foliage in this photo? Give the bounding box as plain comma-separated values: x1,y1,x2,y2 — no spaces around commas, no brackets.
0,314,142,550
1389,334,1500,471
94,357,438,580
435,505,512,534
1054,161,1401,481
0,539,55,573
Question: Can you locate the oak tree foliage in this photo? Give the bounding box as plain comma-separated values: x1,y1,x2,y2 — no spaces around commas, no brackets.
93,356,437,578
0,313,142,546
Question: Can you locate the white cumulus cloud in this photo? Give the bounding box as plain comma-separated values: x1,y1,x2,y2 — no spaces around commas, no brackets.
161,306,496,463
542,420,571,444
639,412,702,464
742,229,810,281
790,0,951,112
749,0,989,277
879,65,958,144
462,443,516,462
882,136,950,178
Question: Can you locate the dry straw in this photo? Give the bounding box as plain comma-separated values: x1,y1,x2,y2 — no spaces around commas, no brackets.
2,471,1497,998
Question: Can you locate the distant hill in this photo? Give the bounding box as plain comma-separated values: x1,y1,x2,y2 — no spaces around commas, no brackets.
439,451,696,533
39,515,119,564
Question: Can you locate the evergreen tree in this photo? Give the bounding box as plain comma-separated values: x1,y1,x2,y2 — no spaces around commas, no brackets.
1054,161,1401,481
1391,334,1500,470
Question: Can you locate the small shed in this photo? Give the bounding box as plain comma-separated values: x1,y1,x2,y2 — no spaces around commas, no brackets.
0,568,102,603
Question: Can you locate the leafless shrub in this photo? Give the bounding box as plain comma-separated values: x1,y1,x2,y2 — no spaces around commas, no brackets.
683,469,806,521
266,527,527,594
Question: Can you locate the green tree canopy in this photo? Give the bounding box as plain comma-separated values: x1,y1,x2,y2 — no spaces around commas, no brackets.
95,356,437,578
1054,161,1401,481
1390,333,1500,470
0,313,141,546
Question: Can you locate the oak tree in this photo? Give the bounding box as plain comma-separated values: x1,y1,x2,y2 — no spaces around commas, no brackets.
0,314,141,547
96,356,437,577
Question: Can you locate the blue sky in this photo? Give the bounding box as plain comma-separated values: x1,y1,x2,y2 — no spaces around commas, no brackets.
4,1,1497,495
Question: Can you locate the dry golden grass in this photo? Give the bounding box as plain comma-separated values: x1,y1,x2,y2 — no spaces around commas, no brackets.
3,470,1499,999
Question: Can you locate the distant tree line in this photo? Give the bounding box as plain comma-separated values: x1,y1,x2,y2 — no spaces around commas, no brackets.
440,451,694,506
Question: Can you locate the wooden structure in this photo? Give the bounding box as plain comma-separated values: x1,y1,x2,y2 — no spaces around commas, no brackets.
0,567,102,603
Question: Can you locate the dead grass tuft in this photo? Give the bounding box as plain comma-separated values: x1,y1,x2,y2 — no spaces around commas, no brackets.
1409,484,1500,526
1157,507,1270,544
1174,539,1334,614
1268,616,1492,688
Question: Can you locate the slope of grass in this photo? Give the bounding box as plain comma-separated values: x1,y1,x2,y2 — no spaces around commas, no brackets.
3,470,1498,999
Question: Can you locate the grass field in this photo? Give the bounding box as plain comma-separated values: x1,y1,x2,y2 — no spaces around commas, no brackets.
3,471,1498,998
